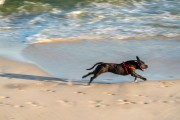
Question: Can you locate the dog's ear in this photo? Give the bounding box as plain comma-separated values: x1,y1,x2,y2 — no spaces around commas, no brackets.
136,56,141,62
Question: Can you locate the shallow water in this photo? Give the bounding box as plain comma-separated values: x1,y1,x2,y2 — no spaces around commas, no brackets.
0,0,179,83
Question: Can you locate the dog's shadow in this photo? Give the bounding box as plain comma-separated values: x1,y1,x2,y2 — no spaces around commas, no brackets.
0,73,67,82
0,73,112,86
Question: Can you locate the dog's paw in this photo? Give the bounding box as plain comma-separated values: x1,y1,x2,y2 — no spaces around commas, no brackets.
87,83,91,86
134,79,138,83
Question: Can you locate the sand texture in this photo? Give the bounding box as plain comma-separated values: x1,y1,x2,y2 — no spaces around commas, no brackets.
0,57,180,120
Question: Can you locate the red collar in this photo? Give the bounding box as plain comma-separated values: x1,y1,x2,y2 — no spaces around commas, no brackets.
122,62,129,74
122,62,136,74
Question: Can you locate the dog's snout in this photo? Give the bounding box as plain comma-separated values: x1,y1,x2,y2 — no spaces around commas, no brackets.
145,65,148,68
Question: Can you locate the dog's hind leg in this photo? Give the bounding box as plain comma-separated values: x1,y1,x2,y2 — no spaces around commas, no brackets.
87,64,108,85
82,72,93,78
88,75,98,86
87,69,106,85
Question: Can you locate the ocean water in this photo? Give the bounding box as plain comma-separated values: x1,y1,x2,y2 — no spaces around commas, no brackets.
0,0,179,83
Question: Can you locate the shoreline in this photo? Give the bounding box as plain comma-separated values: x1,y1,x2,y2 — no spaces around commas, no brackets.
0,56,51,77
0,37,179,82
0,57,180,120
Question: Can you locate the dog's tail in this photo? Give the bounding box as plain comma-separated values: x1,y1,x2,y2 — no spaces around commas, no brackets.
86,62,104,70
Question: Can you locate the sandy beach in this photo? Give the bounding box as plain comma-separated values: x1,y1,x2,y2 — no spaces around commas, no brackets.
0,0,180,120
0,57,179,120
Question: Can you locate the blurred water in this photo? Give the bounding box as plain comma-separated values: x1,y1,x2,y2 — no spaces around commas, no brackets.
0,0,179,42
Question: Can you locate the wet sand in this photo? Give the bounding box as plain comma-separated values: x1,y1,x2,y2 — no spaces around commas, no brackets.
0,57,180,120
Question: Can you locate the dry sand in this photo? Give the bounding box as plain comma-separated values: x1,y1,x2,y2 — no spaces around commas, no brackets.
0,57,179,120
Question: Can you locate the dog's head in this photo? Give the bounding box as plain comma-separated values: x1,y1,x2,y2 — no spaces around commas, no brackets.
136,56,148,71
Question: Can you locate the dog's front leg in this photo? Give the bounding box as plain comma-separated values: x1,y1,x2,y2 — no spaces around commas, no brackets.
130,72,147,81
134,77,137,82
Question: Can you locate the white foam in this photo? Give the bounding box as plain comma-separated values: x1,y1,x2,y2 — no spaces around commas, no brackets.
66,11,88,18
50,8,62,15
0,27,14,30
28,16,45,25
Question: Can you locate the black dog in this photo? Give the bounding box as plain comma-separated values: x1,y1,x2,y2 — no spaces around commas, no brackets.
82,56,148,85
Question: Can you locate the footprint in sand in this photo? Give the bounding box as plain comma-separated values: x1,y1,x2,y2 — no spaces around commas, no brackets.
156,100,176,104
26,101,43,108
0,102,3,106
8,116,16,120
104,92,116,96
138,101,150,104
88,100,109,108
0,102,8,106
133,94,149,98
117,99,151,105
74,91,86,95
0,96,10,99
117,99,137,105
58,100,76,107
13,105,24,108
46,89,56,93
5,83,28,90
169,95,174,98
158,81,174,88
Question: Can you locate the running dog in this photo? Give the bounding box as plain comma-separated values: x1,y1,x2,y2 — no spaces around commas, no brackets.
82,56,148,85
